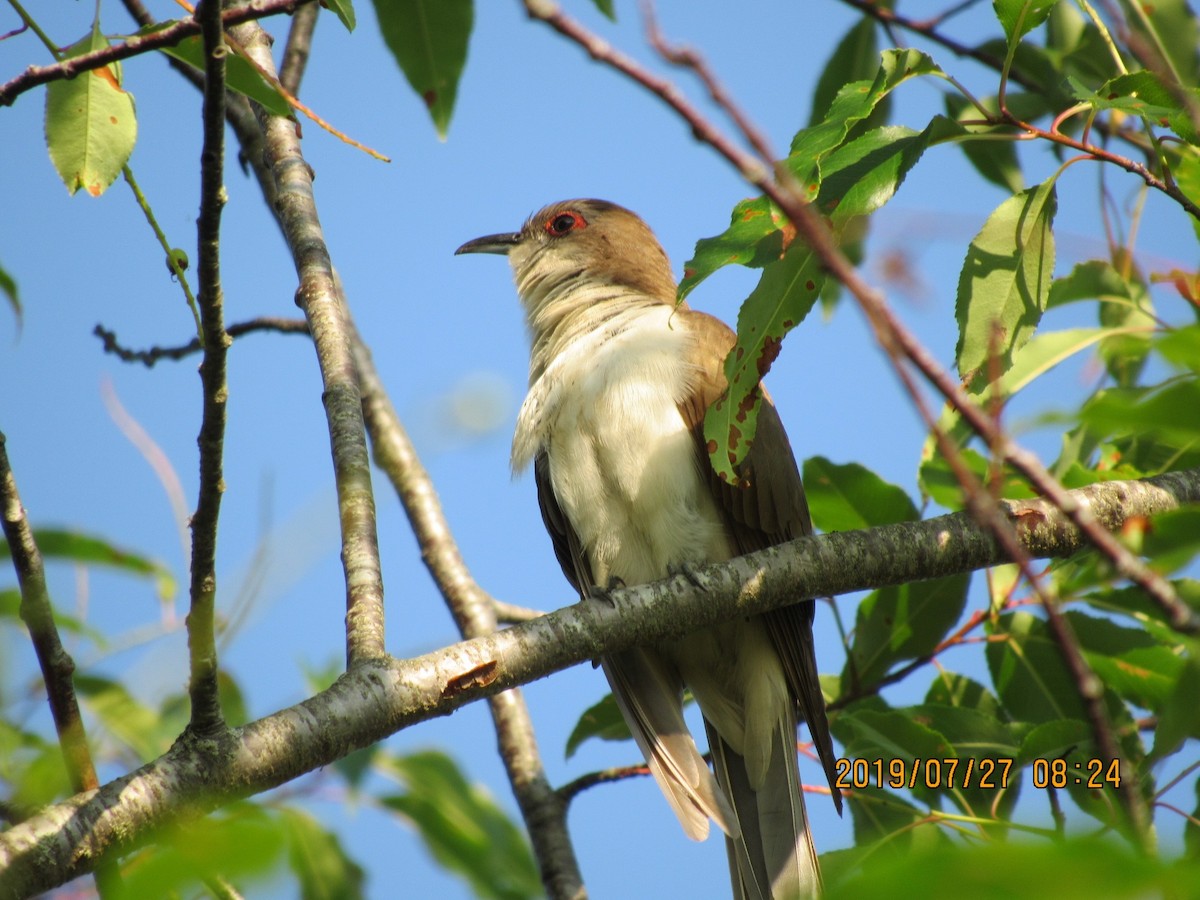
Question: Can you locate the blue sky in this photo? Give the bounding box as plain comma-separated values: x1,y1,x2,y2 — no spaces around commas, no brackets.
2,1,1198,897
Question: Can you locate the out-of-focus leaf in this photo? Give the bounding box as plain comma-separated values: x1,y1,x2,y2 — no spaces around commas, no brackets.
75,674,165,760
918,445,1036,510
1081,381,1200,445
1016,717,1091,764
844,573,970,690
1125,0,1200,93
987,612,1089,723
380,751,540,900
373,0,473,138
45,26,136,196
803,457,917,532
565,692,631,758
809,17,882,130
0,587,107,644
1141,506,1200,574
1069,611,1184,711
925,672,1006,719
994,0,1058,45
1149,658,1200,763
826,837,1194,900
122,804,286,897
955,180,1057,384
0,262,20,329
0,528,175,599
1157,324,1200,372
588,0,615,20
945,94,1024,193
159,35,291,116
281,807,366,900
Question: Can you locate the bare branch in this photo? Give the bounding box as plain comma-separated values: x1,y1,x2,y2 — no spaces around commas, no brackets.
351,318,586,899
279,0,320,96
0,0,315,107
229,21,386,664
93,318,309,367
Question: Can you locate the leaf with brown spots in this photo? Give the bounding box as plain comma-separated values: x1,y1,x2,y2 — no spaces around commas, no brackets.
45,26,137,197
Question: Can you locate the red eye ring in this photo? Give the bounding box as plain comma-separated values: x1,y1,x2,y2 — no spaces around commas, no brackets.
545,211,585,236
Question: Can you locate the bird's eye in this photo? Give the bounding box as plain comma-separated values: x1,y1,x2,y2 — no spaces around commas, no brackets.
545,211,585,236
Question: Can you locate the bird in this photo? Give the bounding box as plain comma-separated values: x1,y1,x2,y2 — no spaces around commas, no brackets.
456,199,839,899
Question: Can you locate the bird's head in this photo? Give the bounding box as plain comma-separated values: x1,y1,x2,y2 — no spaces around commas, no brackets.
455,199,677,307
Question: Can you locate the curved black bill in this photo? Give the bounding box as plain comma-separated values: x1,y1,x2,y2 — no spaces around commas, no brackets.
455,232,521,255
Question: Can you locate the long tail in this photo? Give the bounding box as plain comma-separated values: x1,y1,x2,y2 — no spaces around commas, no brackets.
705,714,820,900
601,648,737,841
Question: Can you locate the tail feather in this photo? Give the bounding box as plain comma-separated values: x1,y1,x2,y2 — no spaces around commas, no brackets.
705,716,820,900
601,648,737,841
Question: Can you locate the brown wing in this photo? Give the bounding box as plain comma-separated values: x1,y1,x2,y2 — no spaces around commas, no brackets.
534,452,593,599
677,308,841,812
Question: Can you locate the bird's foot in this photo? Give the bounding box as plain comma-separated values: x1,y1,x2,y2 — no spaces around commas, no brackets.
668,561,709,592
586,576,626,607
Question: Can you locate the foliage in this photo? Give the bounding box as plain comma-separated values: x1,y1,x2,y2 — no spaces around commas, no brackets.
1,0,1199,898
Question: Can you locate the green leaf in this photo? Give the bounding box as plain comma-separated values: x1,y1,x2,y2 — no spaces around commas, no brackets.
282,807,366,900
788,49,945,182
1016,717,1091,764
122,804,286,897
1068,611,1184,711
1149,658,1200,762
918,445,1036,510
74,674,165,760
0,261,20,329
325,0,357,31
373,0,473,139
1125,0,1200,94
925,672,1006,719
816,122,945,222
45,26,137,196
993,0,1059,45
588,0,616,20
679,197,787,299
944,94,1024,193
809,18,881,129
380,751,540,900
803,457,918,532
565,692,631,758
844,573,970,689
1081,380,1200,446
955,180,1057,384
1071,71,1200,145
844,790,932,850
0,528,175,599
703,241,824,483
987,612,1089,723
826,837,1194,900
1157,323,1200,372
159,35,291,117
835,707,952,762
1141,506,1200,574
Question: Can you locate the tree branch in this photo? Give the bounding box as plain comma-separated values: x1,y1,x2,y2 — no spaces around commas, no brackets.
93,318,309,367
351,317,586,900
229,21,386,664
0,0,313,106
0,433,123,895
2,468,1196,897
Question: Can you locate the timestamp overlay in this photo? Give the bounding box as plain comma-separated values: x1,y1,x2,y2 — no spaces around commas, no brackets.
834,757,1123,791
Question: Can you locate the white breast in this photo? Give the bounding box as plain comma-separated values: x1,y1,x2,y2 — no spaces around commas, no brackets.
514,304,732,587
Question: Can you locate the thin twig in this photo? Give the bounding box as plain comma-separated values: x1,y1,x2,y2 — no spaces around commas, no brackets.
0,0,314,106
279,0,320,97
186,0,232,737
351,316,586,899
93,317,309,367
229,20,386,665
0,433,124,895
557,763,651,806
